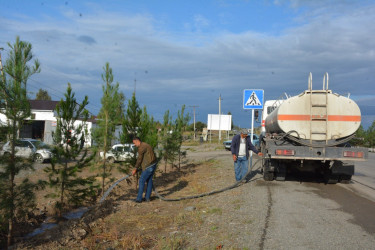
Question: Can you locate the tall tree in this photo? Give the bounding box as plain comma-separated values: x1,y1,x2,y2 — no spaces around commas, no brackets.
44,83,98,218
35,88,51,100
92,62,125,194
0,36,40,247
120,93,142,176
139,106,158,149
121,93,141,143
367,121,375,148
160,110,177,172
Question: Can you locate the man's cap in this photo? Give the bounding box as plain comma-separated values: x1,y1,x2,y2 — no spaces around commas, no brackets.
131,135,141,141
240,129,248,134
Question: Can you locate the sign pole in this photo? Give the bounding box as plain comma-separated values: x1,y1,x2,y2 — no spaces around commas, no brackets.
250,109,254,172
243,89,264,174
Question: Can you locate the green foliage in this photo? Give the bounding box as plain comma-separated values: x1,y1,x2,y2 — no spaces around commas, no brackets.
0,36,40,247
139,106,158,149
121,92,141,143
119,93,141,173
367,121,375,148
119,93,158,173
351,125,366,146
44,83,98,217
92,63,125,193
35,88,51,100
175,105,190,168
350,122,375,148
187,121,206,132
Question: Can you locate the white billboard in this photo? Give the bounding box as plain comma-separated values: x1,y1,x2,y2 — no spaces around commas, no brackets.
207,114,232,131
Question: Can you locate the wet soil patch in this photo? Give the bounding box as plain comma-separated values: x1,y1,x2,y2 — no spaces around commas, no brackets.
308,182,375,235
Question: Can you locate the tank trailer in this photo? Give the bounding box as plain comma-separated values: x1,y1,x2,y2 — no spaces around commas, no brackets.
260,73,368,183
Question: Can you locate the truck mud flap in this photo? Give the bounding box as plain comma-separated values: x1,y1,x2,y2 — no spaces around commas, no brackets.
275,162,286,181
331,161,354,176
325,161,354,184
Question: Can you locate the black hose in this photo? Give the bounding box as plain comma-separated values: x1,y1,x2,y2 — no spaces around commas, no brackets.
99,158,261,203
275,130,355,148
153,158,261,201
99,174,131,203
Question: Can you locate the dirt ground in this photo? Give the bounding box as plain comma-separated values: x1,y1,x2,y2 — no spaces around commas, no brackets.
11,143,265,249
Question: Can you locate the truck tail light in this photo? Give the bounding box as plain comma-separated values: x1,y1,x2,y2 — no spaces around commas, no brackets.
276,149,295,156
343,151,364,158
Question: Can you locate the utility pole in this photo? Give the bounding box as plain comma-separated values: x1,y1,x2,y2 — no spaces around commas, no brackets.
218,94,223,142
189,105,199,141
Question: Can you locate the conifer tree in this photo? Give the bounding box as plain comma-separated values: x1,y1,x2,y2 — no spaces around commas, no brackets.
120,94,158,179
139,106,158,149
121,93,141,143
35,88,51,100
160,110,176,172
175,105,190,169
92,62,125,194
44,83,98,217
120,93,142,173
0,36,40,247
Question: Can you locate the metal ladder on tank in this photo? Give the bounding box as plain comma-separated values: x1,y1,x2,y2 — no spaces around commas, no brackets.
309,72,330,145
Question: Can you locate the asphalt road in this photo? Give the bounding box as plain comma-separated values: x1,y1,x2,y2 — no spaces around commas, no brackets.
258,152,375,249
185,148,375,249
349,152,375,201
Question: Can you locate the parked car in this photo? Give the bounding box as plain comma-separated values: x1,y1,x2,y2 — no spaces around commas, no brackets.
223,140,232,150
1,139,53,163
99,144,135,163
223,134,260,151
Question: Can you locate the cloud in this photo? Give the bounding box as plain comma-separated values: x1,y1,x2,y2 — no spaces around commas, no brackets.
77,35,96,45
1,1,374,127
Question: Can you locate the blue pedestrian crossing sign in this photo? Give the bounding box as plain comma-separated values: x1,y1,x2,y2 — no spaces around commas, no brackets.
243,89,264,109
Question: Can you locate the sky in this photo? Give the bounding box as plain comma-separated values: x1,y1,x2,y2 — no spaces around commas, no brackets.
1,0,375,129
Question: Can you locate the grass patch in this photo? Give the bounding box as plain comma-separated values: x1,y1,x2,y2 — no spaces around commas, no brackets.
210,225,219,232
207,207,222,215
156,234,189,250
174,211,204,227
244,219,253,224
182,141,201,146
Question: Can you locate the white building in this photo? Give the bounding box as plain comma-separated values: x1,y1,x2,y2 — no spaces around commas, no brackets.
0,100,95,147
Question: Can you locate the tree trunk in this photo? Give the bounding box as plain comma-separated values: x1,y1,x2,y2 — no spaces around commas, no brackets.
7,123,17,247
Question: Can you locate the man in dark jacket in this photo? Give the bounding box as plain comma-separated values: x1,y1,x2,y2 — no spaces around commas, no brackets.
231,129,263,181
131,136,157,203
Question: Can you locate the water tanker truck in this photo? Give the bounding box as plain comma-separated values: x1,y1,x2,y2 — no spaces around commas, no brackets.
260,73,368,183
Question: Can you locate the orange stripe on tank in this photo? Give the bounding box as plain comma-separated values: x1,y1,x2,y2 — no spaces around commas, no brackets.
277,114,361,122
328,115,361,122
277,115,310,120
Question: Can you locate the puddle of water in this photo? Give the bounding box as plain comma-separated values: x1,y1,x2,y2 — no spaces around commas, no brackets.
63,207,89,220
25,206,89,239
25,223,57,238
354,172,366,177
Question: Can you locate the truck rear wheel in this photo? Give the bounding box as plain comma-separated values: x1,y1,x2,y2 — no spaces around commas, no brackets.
263,170,274,181
263,159,275,181
324,170,339,184
339,174,352,184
